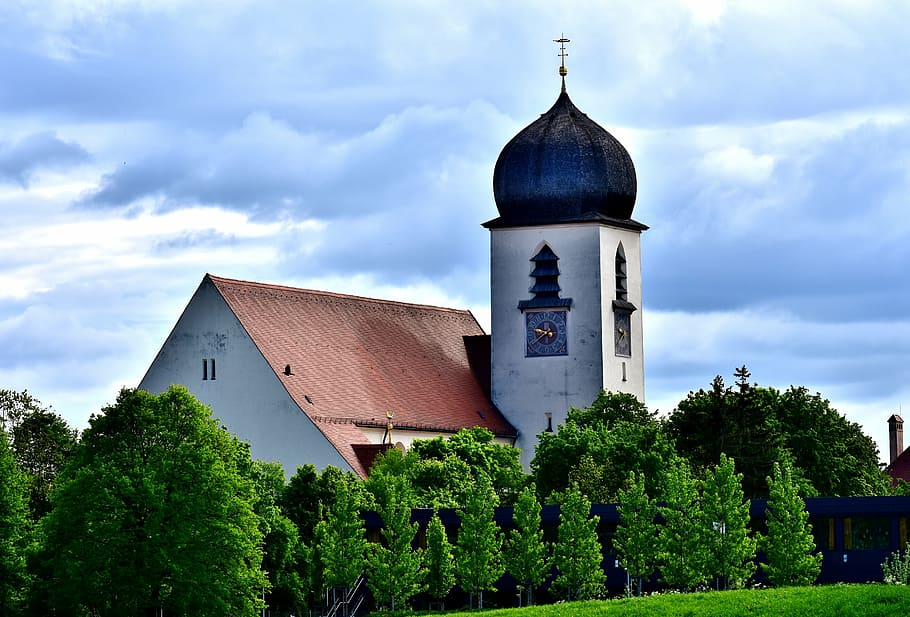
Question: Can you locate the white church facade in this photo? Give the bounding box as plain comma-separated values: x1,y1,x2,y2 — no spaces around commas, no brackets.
141,67,647,476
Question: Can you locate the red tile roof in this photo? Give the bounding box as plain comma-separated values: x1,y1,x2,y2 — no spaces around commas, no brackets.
887,447,910,486
208,274,515,477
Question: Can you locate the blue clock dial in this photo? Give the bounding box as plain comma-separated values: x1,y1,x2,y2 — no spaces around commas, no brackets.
526,310,568,356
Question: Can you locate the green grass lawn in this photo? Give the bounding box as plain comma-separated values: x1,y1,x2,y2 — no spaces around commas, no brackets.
438,585,910,617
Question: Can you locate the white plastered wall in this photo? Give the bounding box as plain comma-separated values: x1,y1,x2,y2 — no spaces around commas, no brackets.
490,222,645,468
139,279,352,477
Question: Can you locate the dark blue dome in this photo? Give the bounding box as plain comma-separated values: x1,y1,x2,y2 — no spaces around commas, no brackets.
492,89,637,225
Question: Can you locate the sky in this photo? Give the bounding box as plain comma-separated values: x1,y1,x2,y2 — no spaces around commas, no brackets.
1,0,909,463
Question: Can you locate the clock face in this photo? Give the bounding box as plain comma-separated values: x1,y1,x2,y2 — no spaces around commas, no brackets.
526,310,568,357
614,310,631,357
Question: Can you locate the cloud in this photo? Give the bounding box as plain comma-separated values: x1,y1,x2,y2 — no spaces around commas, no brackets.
0,131,89,186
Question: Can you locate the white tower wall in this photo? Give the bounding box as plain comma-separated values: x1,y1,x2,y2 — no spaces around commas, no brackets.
490,222,645,467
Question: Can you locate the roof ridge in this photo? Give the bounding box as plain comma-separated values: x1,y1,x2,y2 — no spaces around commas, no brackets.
207,273,476,317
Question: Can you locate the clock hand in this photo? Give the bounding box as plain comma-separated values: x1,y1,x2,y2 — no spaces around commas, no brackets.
532,328,553,343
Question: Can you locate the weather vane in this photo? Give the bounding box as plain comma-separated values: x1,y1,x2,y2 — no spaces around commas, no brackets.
553,34,570,91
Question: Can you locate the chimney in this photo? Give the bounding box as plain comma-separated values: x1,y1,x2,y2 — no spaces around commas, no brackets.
888,414,904,464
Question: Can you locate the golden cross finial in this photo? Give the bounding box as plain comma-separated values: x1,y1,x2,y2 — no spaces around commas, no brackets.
553,34,570,91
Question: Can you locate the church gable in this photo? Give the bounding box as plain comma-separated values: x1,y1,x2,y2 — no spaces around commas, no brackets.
139,275,353,475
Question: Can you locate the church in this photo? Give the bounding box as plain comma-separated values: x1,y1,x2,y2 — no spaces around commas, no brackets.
140,56,647,476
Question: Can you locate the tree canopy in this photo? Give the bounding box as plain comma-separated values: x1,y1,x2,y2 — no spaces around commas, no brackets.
532,392,678,503
0,428,29,617
38,386,267,617
668,368,888,497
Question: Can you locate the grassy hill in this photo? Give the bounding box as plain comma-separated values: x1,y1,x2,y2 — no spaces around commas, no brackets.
440,585,910,617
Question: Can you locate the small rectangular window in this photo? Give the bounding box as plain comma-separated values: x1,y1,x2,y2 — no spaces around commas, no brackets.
210,358,216,380
202,359,208,380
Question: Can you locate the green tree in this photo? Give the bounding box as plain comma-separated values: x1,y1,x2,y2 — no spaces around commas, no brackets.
668,369,784,498
552,485,605,601
251,461,308,615
38,386,267,617
11,408,77,521
761,461,821,586
615,472,658,596
409,427,526,506
657,463,707,590
0,429,29,617
0,390,77,521
533,392,677,503
364,465,425,612
315,476,367,613
775,386,888,496
699,454,757,590
454,474,504,609
668,369,888,497
0,390,44,434
503,484,549,606
424,513,455,607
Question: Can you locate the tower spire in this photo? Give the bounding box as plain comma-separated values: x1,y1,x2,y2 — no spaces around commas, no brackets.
553,34,570,92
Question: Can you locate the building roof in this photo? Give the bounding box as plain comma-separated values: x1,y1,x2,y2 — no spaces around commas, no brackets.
491,87,638,227
887,448,910,486
208,274,515,476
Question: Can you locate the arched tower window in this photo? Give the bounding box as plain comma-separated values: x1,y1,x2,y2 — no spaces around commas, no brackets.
615,243,628,302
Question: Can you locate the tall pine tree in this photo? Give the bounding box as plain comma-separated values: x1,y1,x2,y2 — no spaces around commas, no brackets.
553,485,605,601
454,474,503,609
762,461,821,586
657,463,707,590
699,454,757,590
503,484,549,606
316,477,367,613
615,472,658,596
365,472,425,611
424,512,455,608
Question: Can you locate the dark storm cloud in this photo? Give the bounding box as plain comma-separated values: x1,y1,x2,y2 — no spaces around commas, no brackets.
0,132,89,186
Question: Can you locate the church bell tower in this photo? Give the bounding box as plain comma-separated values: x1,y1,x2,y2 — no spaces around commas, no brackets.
485,39,647,467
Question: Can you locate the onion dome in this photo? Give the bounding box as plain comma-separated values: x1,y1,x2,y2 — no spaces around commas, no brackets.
491,87,638,227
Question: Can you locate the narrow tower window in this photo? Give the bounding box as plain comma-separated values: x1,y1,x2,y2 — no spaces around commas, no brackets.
202,359,208,380
210,358,216,380
615,243,628,301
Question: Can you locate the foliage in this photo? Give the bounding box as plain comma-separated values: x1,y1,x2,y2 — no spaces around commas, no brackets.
454,474,504,609
775,385,888,496
761,461,821,586
657,462,707,590
0,390,77,521
882,543,910,585
668,368,888,497
699,454,757,590
315,475,367,595
282,464,365,546
533,391,678,504
0,390,45,435
364,470,425,611
439,585,910,617
408,427,526,506
668,368,784,498
38,386,266,617
251,461,309,614
615,472,658,596
503,484,550,606
424,512,455,602
552,485,605,601
0,429,29,617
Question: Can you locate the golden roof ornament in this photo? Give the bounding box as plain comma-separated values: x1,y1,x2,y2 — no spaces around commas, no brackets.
553,34,570,91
